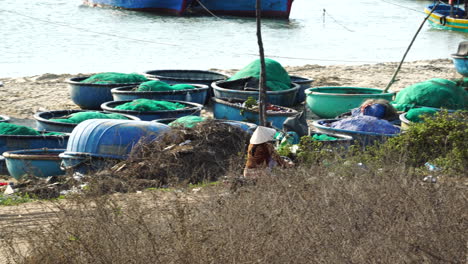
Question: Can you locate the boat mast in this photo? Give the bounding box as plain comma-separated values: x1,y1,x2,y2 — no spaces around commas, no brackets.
256,0,268,126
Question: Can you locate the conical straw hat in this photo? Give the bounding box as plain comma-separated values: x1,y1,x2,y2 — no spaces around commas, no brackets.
250,126,277,144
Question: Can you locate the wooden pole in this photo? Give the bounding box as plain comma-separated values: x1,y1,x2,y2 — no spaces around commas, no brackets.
384,2,440,93
256,0,268,126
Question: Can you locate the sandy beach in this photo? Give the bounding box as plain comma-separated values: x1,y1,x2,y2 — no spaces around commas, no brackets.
0,58,461,123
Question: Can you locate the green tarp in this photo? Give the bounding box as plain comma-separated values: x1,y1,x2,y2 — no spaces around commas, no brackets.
393,78,468,111
115,99,186,112
81,72,149,84
137,81,196,92
50,112,129,124
405,107,438,123
0,123,40,136
169,116,205,128
228,58,291,91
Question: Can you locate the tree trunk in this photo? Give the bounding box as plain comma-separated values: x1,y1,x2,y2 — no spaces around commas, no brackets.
256,0,268,126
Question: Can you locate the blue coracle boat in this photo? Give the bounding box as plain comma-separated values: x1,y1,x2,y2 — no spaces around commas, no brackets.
83,0,191,15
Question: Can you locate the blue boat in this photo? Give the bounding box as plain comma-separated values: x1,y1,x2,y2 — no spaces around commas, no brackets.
190,0,294,19
425,2,468,32
84,0,294,18
83,0,190,15
212,97,297,129
3,148,66,180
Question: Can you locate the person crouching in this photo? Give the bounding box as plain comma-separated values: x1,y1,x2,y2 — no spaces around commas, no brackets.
243,126,291,179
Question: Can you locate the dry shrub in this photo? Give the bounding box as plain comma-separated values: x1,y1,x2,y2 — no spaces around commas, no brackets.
85,121,249,194
3,161,466,264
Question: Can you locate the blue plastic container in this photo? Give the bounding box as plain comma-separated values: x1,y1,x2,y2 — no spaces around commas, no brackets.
67,77,147,110
211,97,297,129
212,80,299,107
451,56,468,77
143,70,229,104
290,75,314,104
0,132,69,156
0,114,10,123
111,84,209,105
312,119,400,147
152,118,258,133
100,100,203,121
34,109,140,133
60,119,170,174
2,148,65,179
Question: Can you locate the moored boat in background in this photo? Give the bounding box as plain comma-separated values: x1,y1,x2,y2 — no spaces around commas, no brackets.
83,0,191,16
424,2,468,32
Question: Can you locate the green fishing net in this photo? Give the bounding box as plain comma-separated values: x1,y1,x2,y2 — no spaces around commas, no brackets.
405,107,438,123
81,72,149,84
115,99,186,111
312,134,337,141
50,112,129,124
169,116,205,128
43,132,67,136
136,80,196,92
393,78,468,111
0,123,40,136
228,58,291,91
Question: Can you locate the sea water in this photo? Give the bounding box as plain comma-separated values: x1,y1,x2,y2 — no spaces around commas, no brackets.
0,0,466,77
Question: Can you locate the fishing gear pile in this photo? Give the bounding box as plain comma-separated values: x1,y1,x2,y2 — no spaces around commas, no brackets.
80,72,149,84
114,99,187,111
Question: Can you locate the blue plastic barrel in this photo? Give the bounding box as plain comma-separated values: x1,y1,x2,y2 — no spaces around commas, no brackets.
34,109,140,133
111,84,209,105
60,119,170,173
100,100,203,121
67,77,146,110
2,148,65,179
451,56,468,77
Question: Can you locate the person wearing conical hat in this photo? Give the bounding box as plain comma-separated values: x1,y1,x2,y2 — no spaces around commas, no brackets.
244,126,291,178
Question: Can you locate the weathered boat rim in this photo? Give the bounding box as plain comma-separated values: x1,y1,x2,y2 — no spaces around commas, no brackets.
212,81,300,94
67,77,146,87
143,69,229,81
305,87,396,97
0,114,10,122
3,148,65,160
34,109,140,127
111,84,209,95
313,119,400,137
211,97,298,116
101,100,203,114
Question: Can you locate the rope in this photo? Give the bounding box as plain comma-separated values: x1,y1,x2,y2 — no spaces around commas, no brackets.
322,9,355,32
381,0,427,14
193,0,223,20
384,2,441,92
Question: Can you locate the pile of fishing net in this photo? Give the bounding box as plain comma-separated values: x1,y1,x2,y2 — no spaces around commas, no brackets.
228,58,291,91
405,107,438,123
50,112,130,124
331,116,400,134
168,116,205,128
0,123,65,136
136,80,196,92
80,72,149,84
392,78,468,111
114,99,187,111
